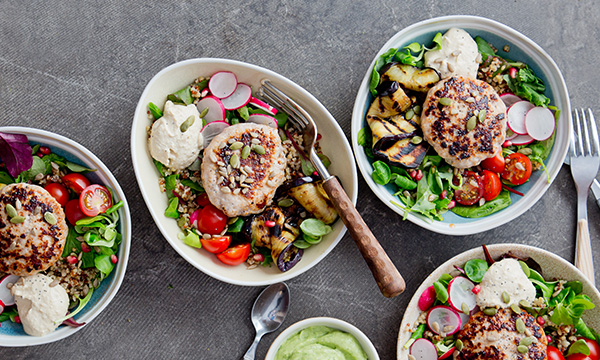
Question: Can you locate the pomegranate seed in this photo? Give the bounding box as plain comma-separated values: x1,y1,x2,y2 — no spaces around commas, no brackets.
537,316,545,325
440,190,447,200
447,200,456,210
36,152,44,158
415,170,423,181
110,254,118,264
472,284,481,294
14,316,21,324
547,335,553,343
81,242,91,253
316,133,322,141
508,67,517,79
253,253,265,262
0,299,4,312
200,88,209,97
265,220,276,228
66,255,78,265
312,171,318,176
503,140,513,147
39,146,51,155
409,170,417,179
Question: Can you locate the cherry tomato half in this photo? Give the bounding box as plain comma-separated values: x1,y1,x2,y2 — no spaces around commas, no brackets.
548,346,565,360
65,199,86,225
195,192,211,207
79,184,113,217
62,173,91,195
195,204,227,235
482,170,502,201
454,171,484,206
201,235,232,254
44,183,69,207
501,153,532,186
481,152,505,173
566,338,600,360
216,243,251,266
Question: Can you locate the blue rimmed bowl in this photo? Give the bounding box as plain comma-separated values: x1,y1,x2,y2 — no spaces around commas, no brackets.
350,15,571,235
0,127,131,347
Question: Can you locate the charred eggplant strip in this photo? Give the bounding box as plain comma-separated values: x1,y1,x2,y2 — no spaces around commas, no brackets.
288,181,337,224
380,63,441,92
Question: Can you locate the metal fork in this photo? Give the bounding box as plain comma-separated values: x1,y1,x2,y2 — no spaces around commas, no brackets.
259,80,405,298
570,108,600,284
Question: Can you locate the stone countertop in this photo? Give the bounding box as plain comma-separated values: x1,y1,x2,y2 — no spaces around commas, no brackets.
1,1,599,359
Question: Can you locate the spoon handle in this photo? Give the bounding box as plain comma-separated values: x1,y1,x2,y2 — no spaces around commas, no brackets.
243,332,263,360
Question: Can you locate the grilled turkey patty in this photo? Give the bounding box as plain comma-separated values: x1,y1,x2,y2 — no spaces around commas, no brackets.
421,76,507,168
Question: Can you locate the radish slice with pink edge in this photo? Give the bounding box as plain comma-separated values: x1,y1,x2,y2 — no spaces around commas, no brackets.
410,338,438,360
511,133,535,146
221,83,252,110
439,346,456,360
426,305,461,335
201,121,230,148
249,97,278,115
506,128,518,141
525,107,556,141
447,276,477,313
458,310,470,329
500,93,522,108
0,274,19,306
507,100,535,135
247,114,278,129
418,285,436,311
208,71,238,99
197,96,226,123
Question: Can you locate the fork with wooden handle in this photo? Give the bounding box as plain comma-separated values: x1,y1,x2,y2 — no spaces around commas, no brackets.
259,80,406,298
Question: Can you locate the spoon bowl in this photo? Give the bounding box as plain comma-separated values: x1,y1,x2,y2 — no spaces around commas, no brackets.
243,282,290,360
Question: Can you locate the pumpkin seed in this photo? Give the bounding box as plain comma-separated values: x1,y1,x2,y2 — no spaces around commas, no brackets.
455,339,463,351
517,345,529,354
10,216,25,224
5,204,17,218
199,107,209,118
410,136,423,145
14,199,21,210
44,212,57,225
519,336,535,346
180,115,195,132
502,291,510,304
519,300,531,308
405,109,415,120
278,198,294,207
461,302,470,315
516,318,526,333
241,145,252,159
413,105,422,115
478,109,487,122
230,141,244,151
439,97,453,106
466,116,477,131
483,307,498,316
230,154,240,169
511,303,522,314
253,145,266,155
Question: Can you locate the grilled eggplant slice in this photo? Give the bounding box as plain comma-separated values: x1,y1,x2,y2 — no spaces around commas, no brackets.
272,219,302,272
288,181,337,224
380,63,440,92
375,138,428,168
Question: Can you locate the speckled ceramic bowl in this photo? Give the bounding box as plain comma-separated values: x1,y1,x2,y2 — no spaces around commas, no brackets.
131,58,357,286
266,317,380,360
351,15,571,235
397,244,600,359
0,127,131,347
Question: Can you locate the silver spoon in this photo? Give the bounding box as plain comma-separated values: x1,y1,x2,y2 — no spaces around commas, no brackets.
243,282,290,360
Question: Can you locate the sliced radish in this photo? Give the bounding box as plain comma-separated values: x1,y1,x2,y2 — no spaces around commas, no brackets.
447,276,477,313
208,71,237,99
249,97,278,115
507,100,535,135
511,133,535,146
247,114,278,129
418,285,436,312
525,107,555,141
505,128,518,141
427,305,461,335
439,346,456,359
201,121,230,148
410,338,438,360
221,83,252,110
500,93,522,108
197,96,226,123
0,274,19,307
458,310,470,329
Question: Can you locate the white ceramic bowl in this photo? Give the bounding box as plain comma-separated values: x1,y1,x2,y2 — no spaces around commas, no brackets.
0,127,131,347
131,58,357,286
351,15,571,235
397,244,600,359
266,317,380,359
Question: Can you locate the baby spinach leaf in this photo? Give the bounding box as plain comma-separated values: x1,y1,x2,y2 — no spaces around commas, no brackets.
464,259,489,283
164,197,179,219
433,281,449,303
148,102,163,120
167,86,194,105
372,160,391,185
451,190,511,218
0,171,14,184
181,178,204,192
567,339,591,356
475,36,496,62
369,47,398,96
66,161,95,173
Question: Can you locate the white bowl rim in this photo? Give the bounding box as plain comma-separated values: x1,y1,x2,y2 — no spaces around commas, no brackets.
265,316,380,360
350,15,572,236
131,58,357,286
0,126,132,347
396,243,600,358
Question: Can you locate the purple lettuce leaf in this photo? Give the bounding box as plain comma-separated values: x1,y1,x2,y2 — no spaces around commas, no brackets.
0,132,33,177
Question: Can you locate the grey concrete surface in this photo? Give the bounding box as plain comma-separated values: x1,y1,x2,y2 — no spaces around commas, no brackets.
1,0,599,359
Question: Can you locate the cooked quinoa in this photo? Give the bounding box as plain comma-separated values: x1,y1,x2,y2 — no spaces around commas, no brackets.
477,56,510,95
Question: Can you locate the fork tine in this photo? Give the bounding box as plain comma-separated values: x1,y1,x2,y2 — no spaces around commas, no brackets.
588,108,600,156
261,81,310,127
576,109,584,156
259,85,305,130
582,109,592,155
